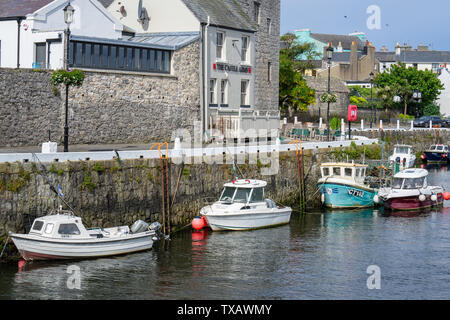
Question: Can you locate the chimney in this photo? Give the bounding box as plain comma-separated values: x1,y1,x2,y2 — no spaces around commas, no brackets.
395,43,401,55
337,41,343,53
417,43,429,51
367,42,376,72
380,45,388,52
350,41,358,80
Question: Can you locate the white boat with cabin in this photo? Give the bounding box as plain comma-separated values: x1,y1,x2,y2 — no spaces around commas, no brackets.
200,179,292,231
389,144,416,169
9,210,162,261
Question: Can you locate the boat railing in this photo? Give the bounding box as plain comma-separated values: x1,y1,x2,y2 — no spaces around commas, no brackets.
49,209,75,216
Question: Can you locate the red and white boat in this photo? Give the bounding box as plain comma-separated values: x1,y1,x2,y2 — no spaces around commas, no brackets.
374,168,444,211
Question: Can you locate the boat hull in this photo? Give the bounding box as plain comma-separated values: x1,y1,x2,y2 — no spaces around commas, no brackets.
202,209,292,231
319,183,376,209
383,194,444,211
10,232,154,261
423,151,449,163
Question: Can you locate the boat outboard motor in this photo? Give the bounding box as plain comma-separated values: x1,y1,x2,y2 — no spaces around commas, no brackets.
149,222,161,232
131,220,149,234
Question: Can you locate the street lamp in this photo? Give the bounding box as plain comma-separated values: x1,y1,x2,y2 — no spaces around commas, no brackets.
326,45,333,141
412,89,422,118
63,3,74,152
369,72,374,129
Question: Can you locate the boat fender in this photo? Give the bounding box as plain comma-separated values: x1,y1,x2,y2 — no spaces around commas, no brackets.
373,195,379,204
419,194,426,202
320,193,325,203
444,192,450,201
431,194,437,202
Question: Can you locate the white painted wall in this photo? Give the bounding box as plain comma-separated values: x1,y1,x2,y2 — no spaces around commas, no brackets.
437,69,450,116
105,0,199,33
0,20,20,68
207,26,255,111
0,0,124,70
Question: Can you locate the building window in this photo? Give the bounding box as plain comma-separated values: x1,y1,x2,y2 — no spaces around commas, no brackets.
220,79,228,106
216,32,224,59
268,62,272,82
253,2,260,24
240,80,250,107
241,36,249,62
209,79,217,106
34,42,46,69
432,63,439,73
69,41,171,73
267,18,272,35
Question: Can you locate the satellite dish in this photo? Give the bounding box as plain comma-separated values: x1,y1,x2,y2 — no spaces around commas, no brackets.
138,0,143,18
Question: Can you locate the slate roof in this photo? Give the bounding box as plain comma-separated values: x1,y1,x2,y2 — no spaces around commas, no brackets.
181,0,256,32
0,0,53,18
98,0,114,9
330,52,362,63
310,33,365,51
375,51,450,63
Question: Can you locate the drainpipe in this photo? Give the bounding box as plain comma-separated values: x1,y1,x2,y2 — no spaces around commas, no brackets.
16,17,24,68
202,16,210,141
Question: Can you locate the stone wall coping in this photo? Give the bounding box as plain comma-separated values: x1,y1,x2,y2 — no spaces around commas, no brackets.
80,68,178,79
0,138,379,163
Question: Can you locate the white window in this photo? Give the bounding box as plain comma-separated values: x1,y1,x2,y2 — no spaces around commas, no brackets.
220,79,228,106
45,223,54,234
240,80,249,106
209,79,217,105
216,32,224,59
241,36,249,62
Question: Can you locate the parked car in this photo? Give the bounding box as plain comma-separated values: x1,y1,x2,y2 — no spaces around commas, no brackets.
441,117,450,128
413,116,442,128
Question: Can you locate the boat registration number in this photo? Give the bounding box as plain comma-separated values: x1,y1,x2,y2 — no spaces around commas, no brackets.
348,189,364,197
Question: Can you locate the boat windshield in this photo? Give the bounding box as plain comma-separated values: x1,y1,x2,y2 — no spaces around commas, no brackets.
234,188,252,203
220,187,236,202
392,177,425,189
395,147,409,154
436,145,444,151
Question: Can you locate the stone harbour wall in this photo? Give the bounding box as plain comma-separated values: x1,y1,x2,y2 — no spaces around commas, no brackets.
0,147,352,239
0,41,201,147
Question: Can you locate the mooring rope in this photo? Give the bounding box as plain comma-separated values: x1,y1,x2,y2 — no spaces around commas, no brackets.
0,236,10,259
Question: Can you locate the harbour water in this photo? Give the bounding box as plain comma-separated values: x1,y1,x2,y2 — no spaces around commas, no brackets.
0,165,449,300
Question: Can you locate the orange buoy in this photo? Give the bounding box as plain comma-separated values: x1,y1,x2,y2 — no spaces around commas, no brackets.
192,216,205,230
444,192,450,201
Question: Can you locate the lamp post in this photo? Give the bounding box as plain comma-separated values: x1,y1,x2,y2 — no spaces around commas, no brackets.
369,72,374,129
63,3,74,152
326,45,333,141
412,89,422,118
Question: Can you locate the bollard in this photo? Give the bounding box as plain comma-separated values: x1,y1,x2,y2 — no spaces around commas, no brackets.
411,120,414,130
319,117,323,129
283,117,287,125
380,119,383,129
397,120,400,130
294,116,298,124
361,119,364,131
430,120,432,129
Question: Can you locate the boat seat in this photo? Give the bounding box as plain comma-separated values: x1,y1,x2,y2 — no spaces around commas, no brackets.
265,199,277,208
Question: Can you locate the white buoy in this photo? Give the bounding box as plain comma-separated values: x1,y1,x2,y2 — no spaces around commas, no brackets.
373,195,379,204
431,194,437,202
419,194,426,202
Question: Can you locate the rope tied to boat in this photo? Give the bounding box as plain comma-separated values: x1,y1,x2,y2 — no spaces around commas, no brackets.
0,236,10,259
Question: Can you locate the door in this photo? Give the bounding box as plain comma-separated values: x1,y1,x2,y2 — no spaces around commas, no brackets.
34,42,46,69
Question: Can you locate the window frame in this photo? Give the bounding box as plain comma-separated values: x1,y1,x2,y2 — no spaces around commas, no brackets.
216,31,225,60
240,80,250,107
209,78,217,107
220,79,228,106
241,36,249,62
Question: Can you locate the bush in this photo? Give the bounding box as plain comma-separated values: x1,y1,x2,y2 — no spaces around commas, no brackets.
398,113,414,122
51,69,85,87
422,103,440,116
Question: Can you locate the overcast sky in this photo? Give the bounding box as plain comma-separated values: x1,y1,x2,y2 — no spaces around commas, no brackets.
281,0,450,51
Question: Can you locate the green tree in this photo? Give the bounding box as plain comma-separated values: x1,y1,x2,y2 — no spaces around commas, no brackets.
279,33,316,115
280,33,320,74
375,63,443,115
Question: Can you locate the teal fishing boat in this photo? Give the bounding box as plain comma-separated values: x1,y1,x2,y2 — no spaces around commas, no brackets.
318,162,377,209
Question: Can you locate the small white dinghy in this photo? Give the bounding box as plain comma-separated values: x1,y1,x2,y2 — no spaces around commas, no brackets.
9,210,162,261
200,179,292,231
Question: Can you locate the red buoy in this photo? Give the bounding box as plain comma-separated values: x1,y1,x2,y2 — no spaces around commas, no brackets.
444,192,450,201
192,216,205,230
421,154,426,160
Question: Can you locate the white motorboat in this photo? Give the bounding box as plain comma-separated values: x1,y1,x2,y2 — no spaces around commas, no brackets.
9,210,162,261
375,168,444,211
200,179,292,231
389,144,416,169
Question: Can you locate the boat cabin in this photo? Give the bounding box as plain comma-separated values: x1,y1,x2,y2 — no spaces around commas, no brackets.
29,211,130,239
391,169,428,190
320,162,368,184
427,144,449,153
393,145,413,156
219,179,267,205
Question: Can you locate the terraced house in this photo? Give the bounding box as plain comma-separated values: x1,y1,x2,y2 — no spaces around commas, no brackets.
0,0,280,147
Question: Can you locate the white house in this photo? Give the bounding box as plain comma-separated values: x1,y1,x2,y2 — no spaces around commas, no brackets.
437,68,450,116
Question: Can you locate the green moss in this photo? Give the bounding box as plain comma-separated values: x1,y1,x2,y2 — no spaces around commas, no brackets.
49,163,57,173
182,166,190,178
80,171,96,192
92,162,106,173
147,171,153,181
